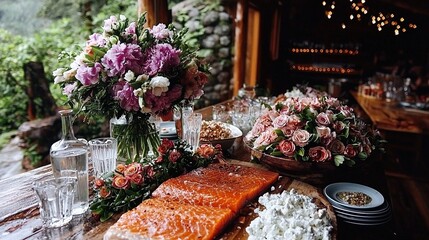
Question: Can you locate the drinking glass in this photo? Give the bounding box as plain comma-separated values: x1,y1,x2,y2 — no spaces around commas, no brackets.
212,105,230,123
89,137,117,178
185,113,202,152
32,177,77,228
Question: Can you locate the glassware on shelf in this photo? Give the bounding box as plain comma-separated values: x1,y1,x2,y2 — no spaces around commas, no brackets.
50,109,89,215
238,84,256,100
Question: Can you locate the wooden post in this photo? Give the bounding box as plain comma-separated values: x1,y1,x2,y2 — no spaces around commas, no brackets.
232,0,248,96
23,62,57,120
137,0,171,27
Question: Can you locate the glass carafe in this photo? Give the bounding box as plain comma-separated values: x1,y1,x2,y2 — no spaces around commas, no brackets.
50,109,89,215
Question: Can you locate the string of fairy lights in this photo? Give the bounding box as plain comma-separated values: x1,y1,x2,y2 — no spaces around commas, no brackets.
322,0,417,35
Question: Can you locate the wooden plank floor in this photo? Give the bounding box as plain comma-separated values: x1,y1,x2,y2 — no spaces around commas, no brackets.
385,170,429,240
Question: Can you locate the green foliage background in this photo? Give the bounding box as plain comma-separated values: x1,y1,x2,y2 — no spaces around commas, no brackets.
0,0,138,136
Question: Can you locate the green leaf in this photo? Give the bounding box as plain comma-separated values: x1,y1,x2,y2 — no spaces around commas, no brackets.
358,152,368,160
100,211,114,222
334,155,345,166
270,150,283,157
297,147,305,157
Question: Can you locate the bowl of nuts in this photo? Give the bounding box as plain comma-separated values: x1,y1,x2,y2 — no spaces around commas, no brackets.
199,120,243,151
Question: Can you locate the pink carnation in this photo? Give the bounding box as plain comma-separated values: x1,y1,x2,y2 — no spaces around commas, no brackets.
75,62,103,85
112,81,140,112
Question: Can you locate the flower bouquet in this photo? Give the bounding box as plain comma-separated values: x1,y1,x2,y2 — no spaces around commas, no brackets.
53,14,209,162
245,87,385,172
90,138,224,221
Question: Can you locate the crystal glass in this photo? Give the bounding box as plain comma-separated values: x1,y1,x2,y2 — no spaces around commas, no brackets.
89,137,117,178
184,112,202,152
32,176,77,228
50,109,89,215
212,105,230,123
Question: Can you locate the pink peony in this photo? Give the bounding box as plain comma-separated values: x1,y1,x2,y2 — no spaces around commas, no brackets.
112,81,140,111
143,43,181,76
101,43,143,77
143,84,182,114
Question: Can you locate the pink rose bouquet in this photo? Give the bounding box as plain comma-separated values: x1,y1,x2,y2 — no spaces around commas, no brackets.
53,14,209,120
245,88,384,167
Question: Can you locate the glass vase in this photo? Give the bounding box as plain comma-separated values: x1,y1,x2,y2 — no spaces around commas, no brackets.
110,114,161,164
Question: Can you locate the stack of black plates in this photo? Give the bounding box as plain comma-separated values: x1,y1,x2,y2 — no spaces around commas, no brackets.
159,121,178,140
323,182,392,226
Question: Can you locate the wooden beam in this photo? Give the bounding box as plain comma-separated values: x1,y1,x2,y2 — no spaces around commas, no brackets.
233,0,249,96
137,0,171,27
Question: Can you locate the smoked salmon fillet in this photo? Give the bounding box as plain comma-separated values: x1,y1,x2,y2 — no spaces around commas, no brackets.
104,198,234,240
104,163,279,240
151,163,279,213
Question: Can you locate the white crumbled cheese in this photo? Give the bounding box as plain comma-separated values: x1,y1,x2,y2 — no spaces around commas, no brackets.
246,189,333,240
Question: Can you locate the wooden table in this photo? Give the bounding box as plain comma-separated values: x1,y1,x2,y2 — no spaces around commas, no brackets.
0,101,401,240
351,91,429,172
350,91,429,135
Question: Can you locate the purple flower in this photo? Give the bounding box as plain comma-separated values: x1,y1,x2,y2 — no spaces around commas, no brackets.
112,81,140,112
101,43,143,77
75,62,103,85
63,82,77,97
150,23,172,40
125,22,136,35
123,22,137,43
103,16,119,33
143,84,182,114
86,33,107,47
143,43,181,76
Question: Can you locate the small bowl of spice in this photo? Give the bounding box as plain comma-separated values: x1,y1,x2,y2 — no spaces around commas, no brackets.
324,182,385,209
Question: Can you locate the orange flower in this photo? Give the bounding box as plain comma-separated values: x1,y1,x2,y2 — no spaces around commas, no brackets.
124,162,142,177
196,144,215,158
115,164,126,174
94,178,105,189
99,186,111,198
128,173,144,185
112,175,130,189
